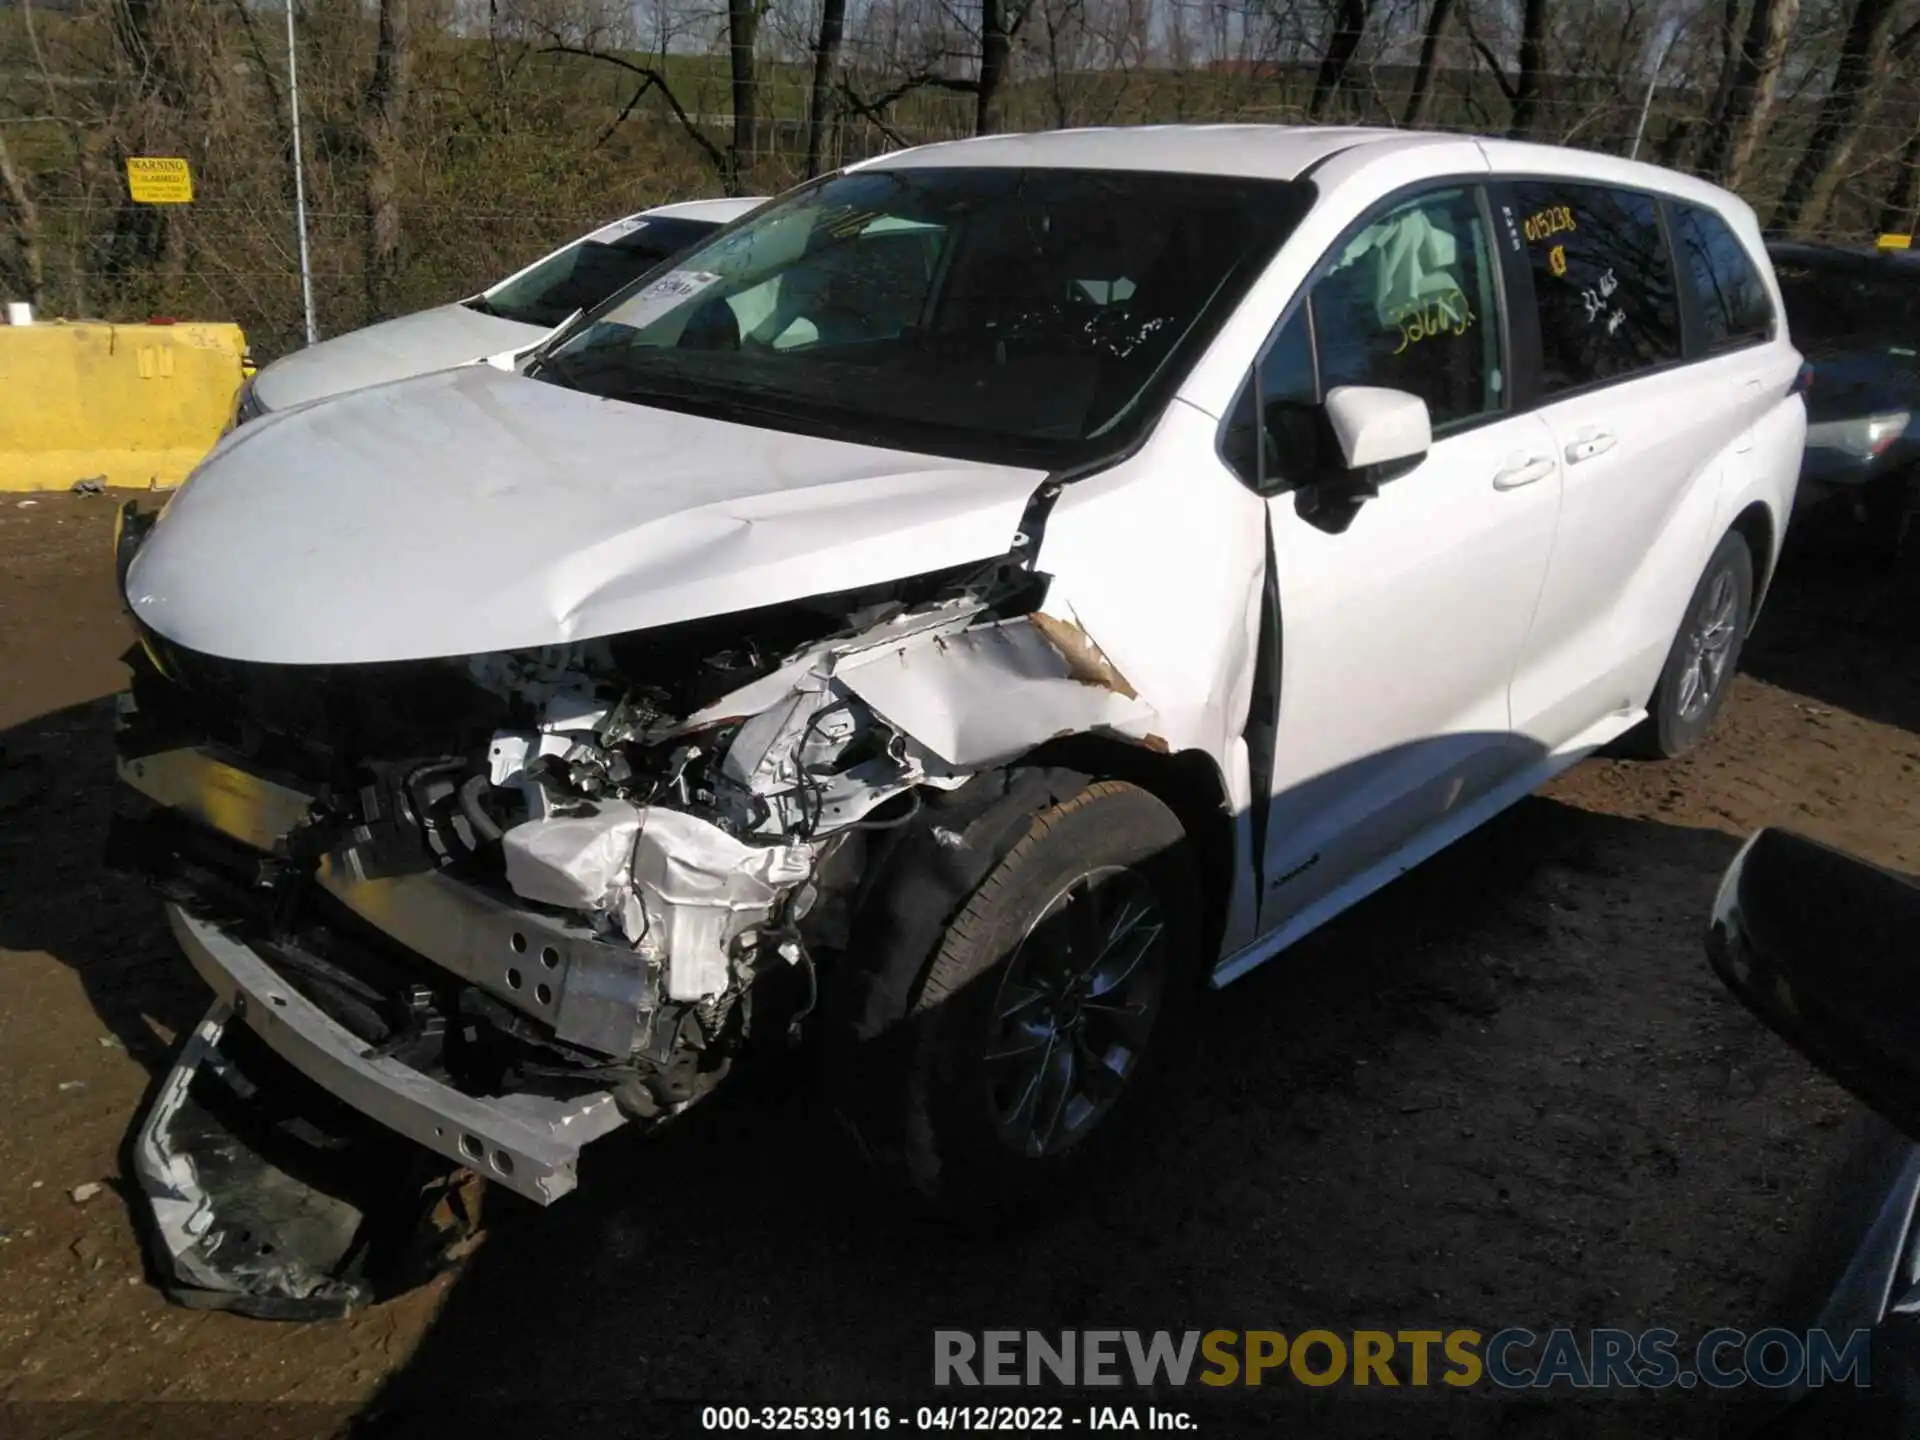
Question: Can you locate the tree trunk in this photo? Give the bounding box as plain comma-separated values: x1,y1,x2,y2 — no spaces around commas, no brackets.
1879,129,1920,237
727,0,760,191
1308,0,1370,122
802,0,847,178
1654,117,1694,169
1769,0,1902,235
363,0,411,322
0,132,47,309
1507,0,1551,139
1697,0,1801,190
977,0,1012,135
1402,0,1456,129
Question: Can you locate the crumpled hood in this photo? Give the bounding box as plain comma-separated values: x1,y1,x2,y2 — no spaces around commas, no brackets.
250,304,546,412
127,365,1048,665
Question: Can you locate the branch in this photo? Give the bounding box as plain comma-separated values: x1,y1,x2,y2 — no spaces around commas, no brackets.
835,80,913,148
866,69,981,111
1457,5,1518,102
836,70,979,148
538,45,730,179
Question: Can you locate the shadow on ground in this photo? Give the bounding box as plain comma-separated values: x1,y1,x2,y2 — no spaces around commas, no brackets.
1,519,1895,1437
0,697,203,1074
347,795,1789,1439
1742,521,1920,736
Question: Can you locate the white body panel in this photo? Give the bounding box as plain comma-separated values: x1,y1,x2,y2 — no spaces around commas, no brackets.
129,366,1045,664
251,303,546,412
129,126,1808,990
250,197,764,413
1258,408,1562,931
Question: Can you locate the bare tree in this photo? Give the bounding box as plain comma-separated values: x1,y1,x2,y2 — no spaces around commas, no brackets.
729,0,762,186
0,133,47,309
1880,125,1920,236
1308,0,1372,120
1507,0,1551,139
1402,0,1457,128
1772,3,1920,233
364,0,412,319
977,0,1019,133
1697,0,1802,189
1462,0,1554,140
804,0,850,176
539,46,736,189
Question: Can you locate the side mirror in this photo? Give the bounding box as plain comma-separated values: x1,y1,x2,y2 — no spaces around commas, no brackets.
1324,385,1432,474
1287,386,1431,526
1709,828,1920,1141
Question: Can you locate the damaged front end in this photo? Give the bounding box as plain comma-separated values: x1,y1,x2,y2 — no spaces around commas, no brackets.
109,521,1158,1315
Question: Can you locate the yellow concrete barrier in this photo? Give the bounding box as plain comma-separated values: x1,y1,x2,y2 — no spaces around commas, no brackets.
0,320,247,492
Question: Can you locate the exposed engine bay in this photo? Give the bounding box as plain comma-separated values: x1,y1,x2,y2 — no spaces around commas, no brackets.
108,511,1162,1316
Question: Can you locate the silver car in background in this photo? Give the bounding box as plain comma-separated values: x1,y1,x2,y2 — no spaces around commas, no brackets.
233,196,765,423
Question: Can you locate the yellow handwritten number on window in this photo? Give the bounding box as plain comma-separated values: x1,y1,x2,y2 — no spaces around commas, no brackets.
1523,206,1577,244
1392,294,1475,354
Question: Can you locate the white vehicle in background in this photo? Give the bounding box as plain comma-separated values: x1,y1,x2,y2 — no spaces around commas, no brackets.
113,126,1804,1317
231,196,765,422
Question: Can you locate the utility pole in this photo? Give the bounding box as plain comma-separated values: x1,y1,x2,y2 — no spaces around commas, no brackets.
1629,29,1680,162
286,0,318,344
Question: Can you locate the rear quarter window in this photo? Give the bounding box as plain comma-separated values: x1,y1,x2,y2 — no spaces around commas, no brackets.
1510,181,1682,395
1673,203,1773,350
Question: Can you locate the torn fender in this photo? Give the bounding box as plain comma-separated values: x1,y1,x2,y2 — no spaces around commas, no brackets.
834,613,1160,769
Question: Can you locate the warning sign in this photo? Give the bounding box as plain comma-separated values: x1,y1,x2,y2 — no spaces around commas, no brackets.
127,157,194,204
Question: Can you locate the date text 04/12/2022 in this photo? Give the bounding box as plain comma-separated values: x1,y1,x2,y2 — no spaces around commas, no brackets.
700,1406,1197,1431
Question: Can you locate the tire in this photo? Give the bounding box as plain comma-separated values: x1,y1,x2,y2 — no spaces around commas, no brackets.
1623,530,1755,760
835,779,1201,1221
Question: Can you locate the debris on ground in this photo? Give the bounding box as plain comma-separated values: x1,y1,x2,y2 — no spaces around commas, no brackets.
69,478,106,497
69,1182,103,1204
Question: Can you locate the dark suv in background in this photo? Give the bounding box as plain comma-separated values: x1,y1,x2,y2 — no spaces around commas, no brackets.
1768,242,1920,558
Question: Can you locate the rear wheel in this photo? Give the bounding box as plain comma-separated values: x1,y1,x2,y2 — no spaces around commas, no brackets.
1625,530,1755,760
839,779,1201,1219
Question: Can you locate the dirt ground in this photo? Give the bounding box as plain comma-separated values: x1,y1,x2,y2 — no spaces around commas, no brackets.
1,491,1916,1439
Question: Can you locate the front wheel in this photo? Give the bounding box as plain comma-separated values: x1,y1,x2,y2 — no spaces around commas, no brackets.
1625,530,1755,760
842,779,1201,1219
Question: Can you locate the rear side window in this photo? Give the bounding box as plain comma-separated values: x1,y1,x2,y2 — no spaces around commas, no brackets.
1510,182,1682,395
1673,204,1773,350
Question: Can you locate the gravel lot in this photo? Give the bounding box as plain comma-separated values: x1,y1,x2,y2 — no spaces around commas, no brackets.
1,493,1915,1438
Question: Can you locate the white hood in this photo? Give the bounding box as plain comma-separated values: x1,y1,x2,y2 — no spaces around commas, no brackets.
127,365,1047,665
250,304,547,411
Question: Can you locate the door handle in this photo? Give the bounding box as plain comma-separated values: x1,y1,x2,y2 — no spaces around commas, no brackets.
1493,455,1555,490
1564,429,1618,465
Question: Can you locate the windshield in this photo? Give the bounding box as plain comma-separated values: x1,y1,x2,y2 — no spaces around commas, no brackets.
532,167,1308,466
470,215,725,329
1775,259,1920,356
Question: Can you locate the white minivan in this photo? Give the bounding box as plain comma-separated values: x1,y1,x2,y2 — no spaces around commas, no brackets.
232,196,765,421
112,125,1804,1312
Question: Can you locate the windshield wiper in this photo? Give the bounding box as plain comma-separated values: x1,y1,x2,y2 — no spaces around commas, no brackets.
607,377,814,429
